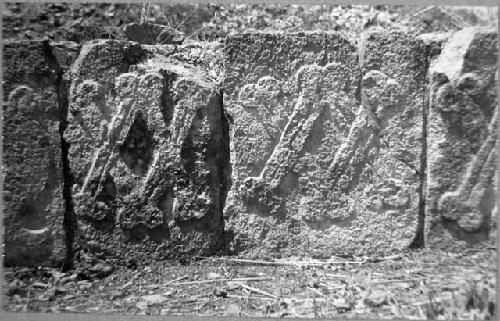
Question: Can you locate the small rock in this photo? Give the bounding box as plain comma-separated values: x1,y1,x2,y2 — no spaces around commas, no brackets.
9,279,24,288
488,301,495,316
214,289,227,298
442,285,459,291
76,280,91,285
7,279,26,296
123,296,137,304
46,288,57,301
88,263,113,278
333,298,352,311
76,280,92,289
354,299,368,313
37,294,50,302
67,273,78,281
224,303,241,316
365,289,387,307
136,301,148,310
52,271,66,280
122,280,133,289
87,240,99,247
142,294,168,305
8,287,26,296
126,259,138,270
225,282,240,291
12,294,23,304
81,252,93,263
163,290,174,296
88,262,105,272
54,287,67,295
32,282,50,289
47,306,61,313
309,281,321,288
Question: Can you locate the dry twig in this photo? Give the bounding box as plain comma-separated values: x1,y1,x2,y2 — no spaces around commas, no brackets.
173,276,272,286
359,276,430,287
226,294,276,301
308,287,327,298
230,282,279,299
197,256,365,267
164,275,188,286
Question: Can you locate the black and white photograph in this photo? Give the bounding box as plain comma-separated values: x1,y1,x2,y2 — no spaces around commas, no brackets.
1,2,498,319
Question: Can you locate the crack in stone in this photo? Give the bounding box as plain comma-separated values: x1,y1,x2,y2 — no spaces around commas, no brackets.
409,43,434,249
42,40,77,271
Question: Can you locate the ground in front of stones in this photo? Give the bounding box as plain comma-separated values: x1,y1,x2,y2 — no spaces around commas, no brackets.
3,247,495,319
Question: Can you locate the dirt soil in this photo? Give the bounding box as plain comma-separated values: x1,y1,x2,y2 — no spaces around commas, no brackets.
3,247,496,319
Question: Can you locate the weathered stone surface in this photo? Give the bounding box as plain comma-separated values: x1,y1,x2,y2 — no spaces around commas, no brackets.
426,28,498,250
65,40,229,260
3,29,496,267
224,31,439,257
3,40,79,266
124,22,184,45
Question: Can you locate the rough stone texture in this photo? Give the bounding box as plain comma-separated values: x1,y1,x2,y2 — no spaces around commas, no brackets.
223,31,441,258
356,31,442,251
64,40,229,261
3,40,79,266
3,30,497,267
426,28,498,250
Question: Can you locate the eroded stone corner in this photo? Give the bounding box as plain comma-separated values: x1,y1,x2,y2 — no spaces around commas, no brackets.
425,28,498,250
